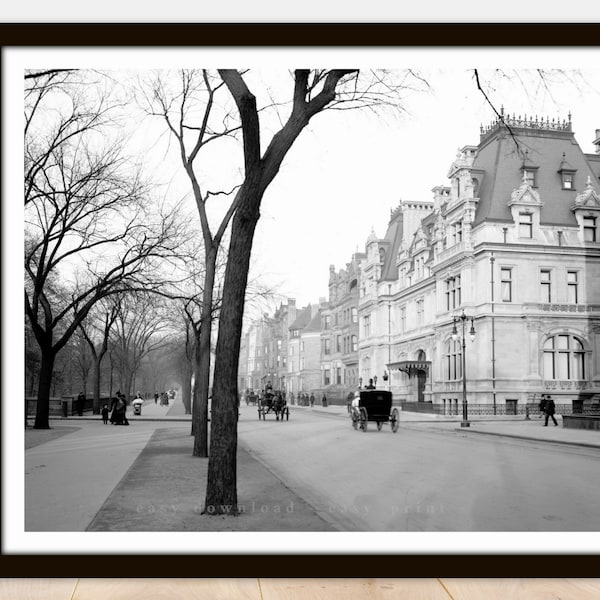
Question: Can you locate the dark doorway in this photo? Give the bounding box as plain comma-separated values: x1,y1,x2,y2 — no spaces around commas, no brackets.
416,350,427,402
417,370,426,402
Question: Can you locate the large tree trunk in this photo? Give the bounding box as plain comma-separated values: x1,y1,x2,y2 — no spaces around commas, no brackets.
205,187,260,514
34,349,56,429
203,69,352,514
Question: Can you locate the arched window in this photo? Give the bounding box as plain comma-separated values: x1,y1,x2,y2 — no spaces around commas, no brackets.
543,335,586,380
445,340,462,380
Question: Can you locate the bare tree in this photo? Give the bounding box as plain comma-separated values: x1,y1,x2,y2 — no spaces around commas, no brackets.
110,293,173,402
204,69,418,514
78,298,120,413
142,70,243,457
24,70,186,429
71,328,94,396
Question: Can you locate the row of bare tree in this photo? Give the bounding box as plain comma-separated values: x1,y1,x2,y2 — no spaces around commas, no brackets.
23,66,439,514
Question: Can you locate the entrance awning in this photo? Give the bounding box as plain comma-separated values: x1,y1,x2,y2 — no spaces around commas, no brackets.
388,361,431,377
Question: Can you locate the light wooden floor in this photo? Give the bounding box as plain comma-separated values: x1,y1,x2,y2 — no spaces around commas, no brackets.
1,579,600,599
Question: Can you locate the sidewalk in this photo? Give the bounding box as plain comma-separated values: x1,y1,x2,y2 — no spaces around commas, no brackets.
49,398,192,423
293,403,600,449
86,426,337,532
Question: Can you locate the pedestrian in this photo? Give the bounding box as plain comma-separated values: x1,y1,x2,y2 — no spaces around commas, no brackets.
154,392,159,404
101,404,109,425
76,391,85,416
322,393,328,407
310,393,315,407
544,396,558,426
538,395,548,419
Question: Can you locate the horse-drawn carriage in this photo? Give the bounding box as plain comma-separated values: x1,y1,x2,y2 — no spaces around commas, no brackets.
245,391,259,406
350,390,399,433
258,390,289,421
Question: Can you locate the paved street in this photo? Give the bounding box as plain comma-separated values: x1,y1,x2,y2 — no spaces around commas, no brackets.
238,405,600,531
23,400,600,533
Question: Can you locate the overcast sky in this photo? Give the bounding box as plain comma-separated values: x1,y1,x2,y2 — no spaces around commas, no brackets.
10,48,600,315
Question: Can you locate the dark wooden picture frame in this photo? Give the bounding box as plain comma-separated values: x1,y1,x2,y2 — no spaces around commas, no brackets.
3,21,600,577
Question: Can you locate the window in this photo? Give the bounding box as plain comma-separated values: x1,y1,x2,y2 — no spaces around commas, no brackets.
336,335,341,353
453,221,463,245
562,172,575,189
291,329,299,338
522,169,537,187
300,356,304,370
322,339,331,355
416,299,424,325
300,341,304,352
519,212,533,238
351,335,358,352
540,269,552,302
363,315,371,337
543,335,585,380
567,271,579,304
336,367,342,385
583,216,597,242
445,340,462,380
445,276,461,310
323,367,331,386
500,268,513,302
351,307,357,323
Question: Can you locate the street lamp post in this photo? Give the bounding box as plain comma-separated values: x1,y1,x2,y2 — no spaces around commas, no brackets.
452,310,476,428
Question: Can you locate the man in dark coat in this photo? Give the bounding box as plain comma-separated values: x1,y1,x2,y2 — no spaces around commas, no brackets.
544,396,558,426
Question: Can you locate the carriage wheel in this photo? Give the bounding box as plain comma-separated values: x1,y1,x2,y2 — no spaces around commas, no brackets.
359,407,368,432
377,421,383,431
391,408,399,433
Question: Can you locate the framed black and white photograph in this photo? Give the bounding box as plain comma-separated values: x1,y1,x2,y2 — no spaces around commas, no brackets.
2,10,600,577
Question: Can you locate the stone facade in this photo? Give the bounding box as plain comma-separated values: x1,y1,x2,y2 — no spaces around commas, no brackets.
358,112,600,412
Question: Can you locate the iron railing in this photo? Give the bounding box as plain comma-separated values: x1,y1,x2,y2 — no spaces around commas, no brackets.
399,401,600,417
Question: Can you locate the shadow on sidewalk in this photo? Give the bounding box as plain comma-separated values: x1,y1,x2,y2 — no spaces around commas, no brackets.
87,428,335,532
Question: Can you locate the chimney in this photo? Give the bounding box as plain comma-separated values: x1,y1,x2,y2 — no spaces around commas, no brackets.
594,129,600,154
287,298,296,327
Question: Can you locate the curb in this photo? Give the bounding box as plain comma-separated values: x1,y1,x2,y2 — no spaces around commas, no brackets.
456,428,600,450
48,416,192,423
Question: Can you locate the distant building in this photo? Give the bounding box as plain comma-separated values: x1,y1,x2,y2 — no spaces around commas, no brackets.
238,298,297,394
319,255,364,403
287,304,322,397
359,111,600,413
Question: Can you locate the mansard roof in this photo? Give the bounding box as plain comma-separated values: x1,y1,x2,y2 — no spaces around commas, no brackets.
473,113,600,227
289,305,312,331
379,204,404,281
304,311,322,333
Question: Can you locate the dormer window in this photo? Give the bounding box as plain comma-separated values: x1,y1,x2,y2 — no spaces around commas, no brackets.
522,168,537,188
583,216,597,242
521,150,539,188
562,172,575,189
557,153,577,190
519,212,533,238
